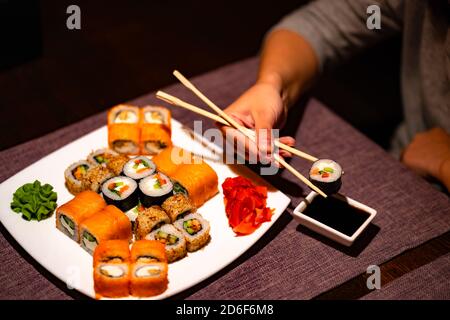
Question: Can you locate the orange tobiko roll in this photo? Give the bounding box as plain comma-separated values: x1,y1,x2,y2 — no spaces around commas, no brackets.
129,240,169,297
93,240,131,299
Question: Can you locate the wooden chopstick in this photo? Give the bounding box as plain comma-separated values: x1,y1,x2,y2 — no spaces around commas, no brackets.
171,70,327,198
156,90,318,163
156,91,228,125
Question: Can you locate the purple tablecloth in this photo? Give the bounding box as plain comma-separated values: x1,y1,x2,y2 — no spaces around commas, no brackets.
361,253,450,300
1,57,449,299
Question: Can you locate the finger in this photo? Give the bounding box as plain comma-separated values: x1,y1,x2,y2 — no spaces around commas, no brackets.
253,112,275,157
221,125,282,168
279,149,293,158
221,125,262,162
274,159,283,168
229,112,255,129
278,136,296,147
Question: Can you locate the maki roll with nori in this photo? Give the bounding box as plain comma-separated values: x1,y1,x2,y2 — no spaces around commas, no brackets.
101,176,139,212
309,159,343,195
123,156,156,181
174,213,210,252
139,173,173,207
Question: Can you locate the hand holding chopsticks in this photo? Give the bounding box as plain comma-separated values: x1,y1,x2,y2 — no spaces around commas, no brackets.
156,91,319,163
156,70,327,197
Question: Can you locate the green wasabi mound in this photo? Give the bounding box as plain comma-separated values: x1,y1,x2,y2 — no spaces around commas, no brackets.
10,180,58,221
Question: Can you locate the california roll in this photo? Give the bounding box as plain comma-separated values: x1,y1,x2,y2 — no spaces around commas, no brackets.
87,148,119,166
64,160,93,195
174,213,210,252
147,224,187,262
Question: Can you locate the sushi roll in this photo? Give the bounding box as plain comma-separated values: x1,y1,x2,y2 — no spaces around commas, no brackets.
93,239,130,264
123,156,156,181
146,224,187,263
309,159,343,195
108,104,140,155
152,147,219,207
140,106,172,156
131,240,167,263
82,166,114,193
134,206,170,240
140,125,172,155
141,106,171,128
64,160,94,195
161,194,196,223
56,191,106,242
141,106,172,155
106,154,130,176
170,161,219,208
174,213,210,252
93,240,131,298
101,176,139,212
108,104,140,124
94,262,130,298
130,261,168,297
130,240,168,297
87,148,119,166
152,146,194,177
79,205,132,255
139,173,173,207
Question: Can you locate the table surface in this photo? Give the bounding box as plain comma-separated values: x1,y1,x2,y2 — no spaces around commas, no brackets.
1,57,449,300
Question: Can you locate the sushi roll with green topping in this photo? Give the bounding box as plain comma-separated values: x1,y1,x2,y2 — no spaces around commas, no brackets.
147,224,187,262
123,156,156,181
139,173,173,207
101,176,139,212
309,159,343,195
174,213,210,252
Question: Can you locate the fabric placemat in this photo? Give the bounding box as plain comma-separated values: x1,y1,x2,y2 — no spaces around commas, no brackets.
1,57,449,299
361,253,450,300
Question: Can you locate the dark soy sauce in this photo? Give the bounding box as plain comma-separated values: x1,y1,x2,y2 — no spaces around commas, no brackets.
303,195,371,237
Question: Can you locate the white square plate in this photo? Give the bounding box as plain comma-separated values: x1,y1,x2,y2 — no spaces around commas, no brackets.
0,119,291,299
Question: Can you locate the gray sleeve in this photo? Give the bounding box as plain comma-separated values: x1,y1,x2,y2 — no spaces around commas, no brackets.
270,0,404,71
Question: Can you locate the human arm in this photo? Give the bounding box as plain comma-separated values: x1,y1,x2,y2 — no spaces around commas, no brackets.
401,127,450,192
220,0,404,158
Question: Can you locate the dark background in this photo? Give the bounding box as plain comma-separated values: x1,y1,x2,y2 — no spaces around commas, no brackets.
0,0,402,151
